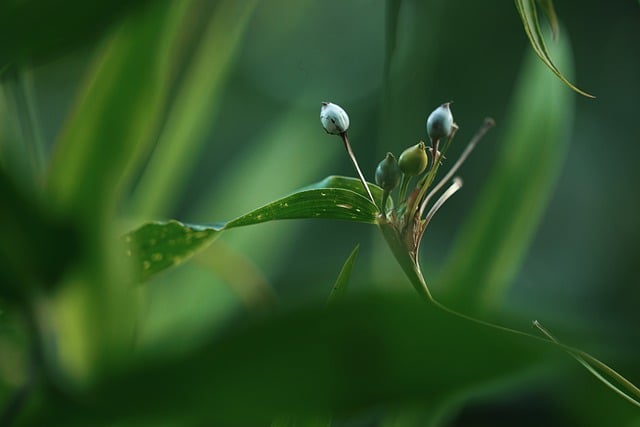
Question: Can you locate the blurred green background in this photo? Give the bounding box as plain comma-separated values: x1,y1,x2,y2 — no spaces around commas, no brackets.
1,0,639,425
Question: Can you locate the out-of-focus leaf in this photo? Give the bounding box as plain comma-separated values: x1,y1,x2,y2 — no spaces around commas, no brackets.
327,245,360,305
0,0,153,69
440,36,575,309
0,168,78,300
515,0,594,98
25,293,557,426
538,0,559,40
384,0,402,81
126,178,381,282
130,0,259,218
40,2,195,382
271,415,332,427
47,2,178,222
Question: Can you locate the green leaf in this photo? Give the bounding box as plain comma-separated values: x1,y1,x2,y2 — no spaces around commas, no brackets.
38,2,198,381
26,293,556,426
125,220,220,283
440,35,575,309
303,176,390,210
515,0,594,98
0,168,78,300
126,178,381,282
538,0,559,41
47,2,179,222
130,0,259,218
327,245,360,305
0,0,153,69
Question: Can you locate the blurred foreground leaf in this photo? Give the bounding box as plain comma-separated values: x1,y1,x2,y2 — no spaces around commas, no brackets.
515,0,594,98
127,178,382,282
441,33,575,310
0,0,153,69
26,293,556,426
40,1,197,381
131,0,259,217
0,169,78,300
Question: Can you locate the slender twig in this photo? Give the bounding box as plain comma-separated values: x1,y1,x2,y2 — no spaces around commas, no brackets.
340,132,376,206
398,174,410,204
424,177,463,226
406,126,459,228
418,118,494,219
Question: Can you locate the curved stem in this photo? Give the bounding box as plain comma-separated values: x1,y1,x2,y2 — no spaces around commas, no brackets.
419,118,494,218
378,220,640,408
340,133,376,206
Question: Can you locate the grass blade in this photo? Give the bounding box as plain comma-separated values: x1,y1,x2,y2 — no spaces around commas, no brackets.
130,0,259,218
327,245,360,305
533,321,640,409
515,0,594,98
440,35,575,310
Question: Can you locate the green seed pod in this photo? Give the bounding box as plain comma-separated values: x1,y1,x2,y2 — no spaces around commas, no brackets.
426,102,454,141
398,141,428,176
375,152,401,191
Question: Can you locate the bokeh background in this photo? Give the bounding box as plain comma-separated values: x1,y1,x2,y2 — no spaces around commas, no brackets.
1,0,639,425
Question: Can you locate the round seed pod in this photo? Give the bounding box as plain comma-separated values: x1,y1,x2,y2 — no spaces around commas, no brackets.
426,102,454,141
375,152,401,192
320,102,350,135
398,141,428,176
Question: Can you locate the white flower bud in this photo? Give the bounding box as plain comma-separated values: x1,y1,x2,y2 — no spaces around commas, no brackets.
426,102,454,141
320,102,350,135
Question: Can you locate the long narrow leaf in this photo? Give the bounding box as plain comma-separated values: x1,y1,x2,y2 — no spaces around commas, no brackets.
327,245,360,305
440,36,575,309
515,0,594,98
130,0,259,218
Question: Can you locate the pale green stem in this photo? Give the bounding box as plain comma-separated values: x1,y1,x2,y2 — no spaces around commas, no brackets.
419,118,494,218
378,219,640,408
398,173,410,204
341,132,376,207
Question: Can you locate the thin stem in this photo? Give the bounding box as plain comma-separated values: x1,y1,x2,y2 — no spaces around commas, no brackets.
340,132,376,206
407,126,459,228
423,177,463,226
418,118,494,218
381,189,390,218
398,174,410,203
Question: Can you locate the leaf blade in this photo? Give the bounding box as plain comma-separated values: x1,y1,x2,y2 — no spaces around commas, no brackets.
327,244,360,305
126,179,380,282
538,0,559,41
440,34,575,309
514,0,594,98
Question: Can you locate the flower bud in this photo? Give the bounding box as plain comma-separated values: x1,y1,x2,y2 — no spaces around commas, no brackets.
398,141,428,176
375,152,401,192
426,102,453,141
320,102,350,135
